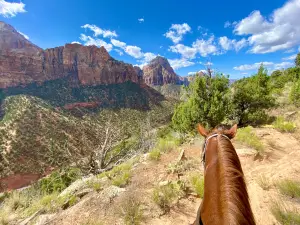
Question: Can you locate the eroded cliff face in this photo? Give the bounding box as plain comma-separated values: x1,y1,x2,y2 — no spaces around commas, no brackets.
0,22,139,88
142,56,179,85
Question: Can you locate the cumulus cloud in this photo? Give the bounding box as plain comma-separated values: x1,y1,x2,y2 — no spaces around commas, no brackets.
81,24,117,38
234,0,300,53
17,30,29,40
71,41,81,44
138,18,144,23
219,36,248,51
0,0,26,17
164,23,191,43
168,58,195,70
192,36,219,57
114,49,124,56
274,61,294,69
80,34,113,51
233,61,294,71
233,62,274,71
169,44,197,59
282,54,297,60
125,45,143,58
111,39,126,48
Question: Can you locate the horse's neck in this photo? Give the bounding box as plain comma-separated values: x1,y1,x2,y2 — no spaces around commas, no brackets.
200,138,256,225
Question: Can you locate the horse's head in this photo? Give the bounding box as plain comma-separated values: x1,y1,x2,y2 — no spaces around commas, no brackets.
197,124,238,139
197,124,238,166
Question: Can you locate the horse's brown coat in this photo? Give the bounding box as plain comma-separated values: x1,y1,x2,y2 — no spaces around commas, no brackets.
193,125,256,225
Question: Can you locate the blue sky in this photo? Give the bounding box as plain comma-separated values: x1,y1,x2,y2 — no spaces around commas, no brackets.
1,0,300,79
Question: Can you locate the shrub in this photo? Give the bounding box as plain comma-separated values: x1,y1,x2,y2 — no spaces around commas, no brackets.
271,201,300,225
172,74,231,132
99,163,132,187
290,78,300,107
235,126,264,153
277,179,300,198
257,175,271,190
148,149,161,161
232,65,275,126
273,116,296,133
120,197,143,225
86,180,102,192
189,174,204,198
3,191,29,211
39,167,81,194
152,182,185,213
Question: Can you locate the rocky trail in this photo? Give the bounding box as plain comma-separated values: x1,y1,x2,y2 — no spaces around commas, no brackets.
26,127,300,225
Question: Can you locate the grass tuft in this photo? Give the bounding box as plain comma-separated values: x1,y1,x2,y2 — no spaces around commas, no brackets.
235,126,264,153
152,181,185,213
271,201,300,225
276,179,300,198
148,149,161,161
257,175,271,190
120,197,143,225
273,116,296,133
189,173,204,198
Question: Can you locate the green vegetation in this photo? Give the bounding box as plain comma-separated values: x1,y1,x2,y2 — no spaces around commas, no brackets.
235,126,264,153
148,149,161,161
276,179,300,198
232,65,275,126
290,78,300,107
273,116,296,133
86,180,102,192
257,175,271,190
167,159,198,174
172,74,230,132
39,167,81,194
152,181,185,213
296,53,300,68
98,162,132,187
271,202,300,225
189,173,205,198
120,197,143,225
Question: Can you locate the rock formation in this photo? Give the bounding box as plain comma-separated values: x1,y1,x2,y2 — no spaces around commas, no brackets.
142,56,179,85
0,21,139,88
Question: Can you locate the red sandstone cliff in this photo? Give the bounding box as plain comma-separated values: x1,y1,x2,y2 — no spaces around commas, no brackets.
142,56,179,85
0,21,139,88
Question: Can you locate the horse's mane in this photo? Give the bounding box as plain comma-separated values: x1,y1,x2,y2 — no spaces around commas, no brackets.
217,134,256,225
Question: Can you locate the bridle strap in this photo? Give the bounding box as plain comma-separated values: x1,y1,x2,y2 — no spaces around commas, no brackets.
202,133,230,164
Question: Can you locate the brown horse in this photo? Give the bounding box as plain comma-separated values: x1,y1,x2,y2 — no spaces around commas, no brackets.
192,124,256,225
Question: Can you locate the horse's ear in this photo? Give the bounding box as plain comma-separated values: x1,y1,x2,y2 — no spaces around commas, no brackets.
226,124,238,139
197,124,208,137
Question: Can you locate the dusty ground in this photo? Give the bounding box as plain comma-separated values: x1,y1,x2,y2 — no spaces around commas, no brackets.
28,127,300,225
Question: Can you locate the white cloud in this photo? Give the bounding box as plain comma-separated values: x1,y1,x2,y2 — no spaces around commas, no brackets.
169,44,197,59
192,36,219,57
188,72,197,75
0,0,26,17
168,58,195,70
114,49,124,56
143,52,156,63
71,41,81,44
81,24,117,38
164,23,191,43
282,54,297,60
125,45,143,58
234,61,294,71
138,18,144,23
80,34,113,51
274,61,294,69
233,62,274,71
284,49,296,53
17,30,29,40
224,21,231,28
111,39,126,48
234,0,300,53
219,36,248,51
